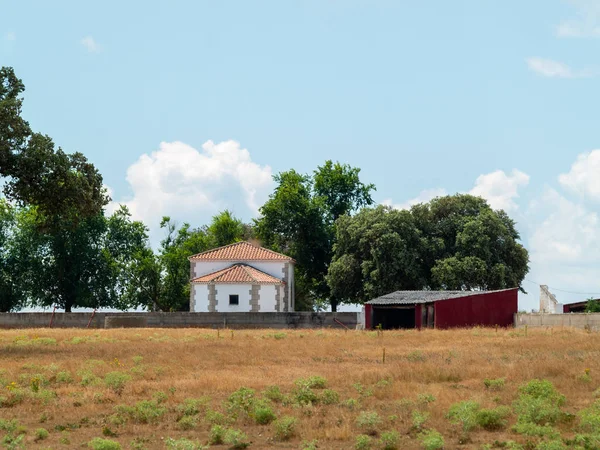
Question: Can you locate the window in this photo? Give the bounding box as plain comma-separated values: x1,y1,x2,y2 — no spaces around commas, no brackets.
229,294,239,305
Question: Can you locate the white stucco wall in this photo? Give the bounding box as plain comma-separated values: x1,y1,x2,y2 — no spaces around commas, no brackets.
192,284,209,312
191,260,286,279
259,285,277,312
215,284,252,312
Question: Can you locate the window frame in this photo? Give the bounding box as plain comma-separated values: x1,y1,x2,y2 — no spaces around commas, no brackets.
229,294,239,306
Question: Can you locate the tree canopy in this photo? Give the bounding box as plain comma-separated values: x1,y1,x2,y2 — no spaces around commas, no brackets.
255,161,375,311
328,194,529,305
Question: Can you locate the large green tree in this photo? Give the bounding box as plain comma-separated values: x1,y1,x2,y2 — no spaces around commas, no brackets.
256,161,375,311
0,200,26,312
13,206,148,312
328,194,529,305
0,67,107,222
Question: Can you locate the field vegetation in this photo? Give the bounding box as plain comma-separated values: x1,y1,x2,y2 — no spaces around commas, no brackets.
0,327,599,449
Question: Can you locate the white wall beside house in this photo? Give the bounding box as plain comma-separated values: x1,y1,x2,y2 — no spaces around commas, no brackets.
192,284,209,313
215,284,252,312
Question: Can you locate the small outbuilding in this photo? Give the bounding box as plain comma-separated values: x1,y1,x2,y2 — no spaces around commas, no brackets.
364,288,518,330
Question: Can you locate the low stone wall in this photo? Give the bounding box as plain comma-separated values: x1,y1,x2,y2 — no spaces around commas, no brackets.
0,312,359,330
515,313,600,331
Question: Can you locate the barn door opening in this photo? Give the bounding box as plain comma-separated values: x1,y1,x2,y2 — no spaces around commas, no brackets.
422,303,434,329
372,306,416,329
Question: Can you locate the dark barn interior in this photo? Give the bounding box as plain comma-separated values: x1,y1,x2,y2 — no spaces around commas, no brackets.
372,306,415,329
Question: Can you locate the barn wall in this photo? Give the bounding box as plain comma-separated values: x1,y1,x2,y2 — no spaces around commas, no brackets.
434,289,518,329
414,304,422,329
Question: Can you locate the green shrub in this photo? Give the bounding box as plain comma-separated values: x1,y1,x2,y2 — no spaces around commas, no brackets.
1,434,24,450
177,415,197,430
412,410,430,430
0,419,19,433
519,379,565,405
152,391,168,404
253,404,276,425
345,398,359,410
302,439,319,450
226,387,256,418
418,429,444,450
205,409,229,426
355,434,372,450
579,400,600,432
295,376,327,389
514,379,566,426
224,428,251,449
164,437,208,450
321,389,340,405
209,425,226,445
476,406,511,431
379,431,400,450
484,378,506,391
293,385,320,406
78,369,100,386
274,416,297,441
176,398,206,417
114,400,166,424
446,400,480,433
104,372,131,395
355,411,382,436
535,440,566,450
512,422,560,439
263,385,284,403
417,393,436,404
56,371,73,384
87,437,122,450
34,428,49,441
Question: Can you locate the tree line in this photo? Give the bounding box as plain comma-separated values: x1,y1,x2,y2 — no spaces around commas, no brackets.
0,67,529,313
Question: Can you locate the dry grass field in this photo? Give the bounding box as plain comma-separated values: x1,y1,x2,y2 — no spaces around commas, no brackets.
1,326,600,450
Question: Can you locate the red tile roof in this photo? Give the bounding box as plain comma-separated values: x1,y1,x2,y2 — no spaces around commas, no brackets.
191,264,284,285
189,241,293,262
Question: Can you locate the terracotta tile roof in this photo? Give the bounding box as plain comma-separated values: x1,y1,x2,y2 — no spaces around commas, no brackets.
191,264,284,285
189,241,293,262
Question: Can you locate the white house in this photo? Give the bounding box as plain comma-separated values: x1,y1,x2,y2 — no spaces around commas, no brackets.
188,241,295,313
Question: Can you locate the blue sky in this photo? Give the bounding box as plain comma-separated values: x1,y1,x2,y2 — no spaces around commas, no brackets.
2,0,600,311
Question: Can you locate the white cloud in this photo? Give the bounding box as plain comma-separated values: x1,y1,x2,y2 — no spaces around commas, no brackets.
5,32,15,41
525,57,593,78
468,169,530,211
109,140,273,243
558,150,600,200
81,36,101,53
382,188,447,210
556,0,600,38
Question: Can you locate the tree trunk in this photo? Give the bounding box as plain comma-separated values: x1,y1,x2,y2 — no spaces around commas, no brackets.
330,298,338,312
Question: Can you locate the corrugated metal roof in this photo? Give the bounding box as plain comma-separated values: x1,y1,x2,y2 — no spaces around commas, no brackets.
366,288,518,305
189,241,293,262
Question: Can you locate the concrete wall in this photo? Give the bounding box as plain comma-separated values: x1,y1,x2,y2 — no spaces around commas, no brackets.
515,313,600,330
0,312,359,329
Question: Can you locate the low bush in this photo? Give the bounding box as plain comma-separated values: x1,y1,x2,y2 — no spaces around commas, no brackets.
164,437,208,450
209,425,226,445
224,428,251,449
476,406,511,431
253,404,276,425
263,385,284,403
114,399,166,424
355,434,372,450
418,429,444,450
321,389,340,405
34,428,49,441
295,376,327,389
484,378,506,391
274,416,297,441
177,415,197,430
176,398,206,417
412,410,429,431
87,437,122,450
355,411,382,436
380,431,401,450
446,400,479,433
104,372,131,395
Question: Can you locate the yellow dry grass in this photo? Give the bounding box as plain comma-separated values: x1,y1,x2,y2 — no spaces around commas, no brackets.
0,326,598,449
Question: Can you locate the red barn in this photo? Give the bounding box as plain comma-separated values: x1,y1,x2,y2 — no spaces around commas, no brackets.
364,288,518,330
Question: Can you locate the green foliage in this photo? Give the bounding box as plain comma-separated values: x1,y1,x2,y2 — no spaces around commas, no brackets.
177,415,197,430
514,379,566,426
412,410,430,430
114,400,166,424
355,411,382,436
355,434,372,450
34,428,48,441
164,438,208,450
302,440,319,450
578,400,600,432
418,429,445,450
224,428,251,449
535,440,566,450
87,438,122,450
176,398,207,417
256,162,374,311
476,406,511,431
262,385,284,403
447,400,480,433
209,425,226,445
379,431,401,450
329,195,529,305
226,386,256,419
56,371,73,384
205,409,229,426
321,389,340,405
512,422,560,439
253,404,276,425
585,298,600,313
104,372,131,395
274,416,297,441
484,378,506,391
295,376,327,389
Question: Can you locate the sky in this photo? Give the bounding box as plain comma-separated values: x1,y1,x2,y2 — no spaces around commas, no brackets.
2,0,600,312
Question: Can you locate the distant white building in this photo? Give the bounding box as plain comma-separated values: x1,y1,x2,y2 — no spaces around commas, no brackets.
188,241,295,313
539,285,563,314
